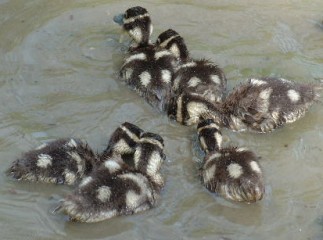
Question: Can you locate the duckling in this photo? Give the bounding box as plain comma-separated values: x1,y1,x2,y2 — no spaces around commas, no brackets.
6,138,97,185
197,119,264,202
58,131,165,222
155,29,227,125
99,122,144,164
114,7,177,112
216,77,322,133
113,6,153,49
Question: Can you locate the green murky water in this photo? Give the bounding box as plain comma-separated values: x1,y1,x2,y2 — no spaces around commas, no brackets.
1,1,323,239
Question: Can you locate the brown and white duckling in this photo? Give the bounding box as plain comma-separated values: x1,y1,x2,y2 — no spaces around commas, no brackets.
59,131,165,223
156,29,227,125
114,6,177,112
197,119,264,202
215,77,322,133
6,138,97,185
99,121,144,164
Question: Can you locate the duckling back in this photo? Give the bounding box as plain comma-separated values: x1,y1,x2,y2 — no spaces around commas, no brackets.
60,126,166,223
6,138,97,185
156,29,227,125
220,77,321,132
115,7,177,112
197,119,264,202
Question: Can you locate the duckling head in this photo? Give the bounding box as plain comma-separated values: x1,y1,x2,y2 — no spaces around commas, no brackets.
100,122,143,163
156,29,190,62
133,132,165,188
114,6,153,47
197,119,223,154
201,147,265,203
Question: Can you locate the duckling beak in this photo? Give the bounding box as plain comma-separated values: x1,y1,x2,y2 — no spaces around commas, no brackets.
113,13,125,25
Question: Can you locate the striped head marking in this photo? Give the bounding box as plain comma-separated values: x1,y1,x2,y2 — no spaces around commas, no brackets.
115,6,152,45
156,29,189,61
140,132,164,150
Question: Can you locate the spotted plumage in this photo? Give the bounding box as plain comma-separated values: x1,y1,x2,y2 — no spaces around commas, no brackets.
59,131,165,223
216,77,322,133
197,119,264,202
114,7,177,112
6,138,97,185
156,29,227,125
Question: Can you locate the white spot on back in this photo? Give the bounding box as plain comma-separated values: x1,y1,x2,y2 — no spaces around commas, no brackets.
287,89,300,103
155,50,172,60
64,169,77,185
104,160,121,173
188,77,201,87
37,154,52,168
227,163,243,179
125,190,142,209
79,176,93,188
124,68,133,80
97,186,112,202
139,71,151,87
250,161,262,174
161,69,172,84
258,87,273,112
259,87,272,100
124,53,146,64
119,173,152,209
250,78,267,86
210,75,221,85
186,101,209,125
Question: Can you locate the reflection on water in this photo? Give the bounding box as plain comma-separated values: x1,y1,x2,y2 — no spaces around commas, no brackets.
0,0,323,239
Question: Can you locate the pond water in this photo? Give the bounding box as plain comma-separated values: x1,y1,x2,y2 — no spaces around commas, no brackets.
0,0,323,239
